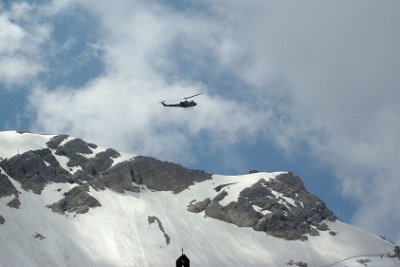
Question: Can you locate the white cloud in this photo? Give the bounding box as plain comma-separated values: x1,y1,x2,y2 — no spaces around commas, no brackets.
30,0,265,161
30,73,261,162
0,56,42,86
27,0,400,240
204,0,400,239
0,3,50,88
0,0,85,89
0,13,25,53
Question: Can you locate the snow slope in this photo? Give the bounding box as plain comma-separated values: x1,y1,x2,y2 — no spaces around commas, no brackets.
0,131,397,267
328,256,399,267
0,131,54,159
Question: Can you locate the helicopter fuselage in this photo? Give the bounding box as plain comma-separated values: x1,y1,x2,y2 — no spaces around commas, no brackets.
161,93,202,108
161,100,197,108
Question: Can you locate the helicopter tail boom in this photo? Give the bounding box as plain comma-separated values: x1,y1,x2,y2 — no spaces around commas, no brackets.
161,101,182,107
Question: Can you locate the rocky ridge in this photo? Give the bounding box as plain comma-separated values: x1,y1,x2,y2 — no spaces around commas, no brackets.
188,172,336,240
0,132,336,240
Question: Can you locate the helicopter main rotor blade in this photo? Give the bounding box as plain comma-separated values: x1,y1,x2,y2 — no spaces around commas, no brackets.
184,93,202,100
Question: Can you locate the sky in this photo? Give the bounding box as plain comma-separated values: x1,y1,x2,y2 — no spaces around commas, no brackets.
0,0,399,243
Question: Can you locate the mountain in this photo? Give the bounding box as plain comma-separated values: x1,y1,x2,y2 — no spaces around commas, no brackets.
0,130,398,266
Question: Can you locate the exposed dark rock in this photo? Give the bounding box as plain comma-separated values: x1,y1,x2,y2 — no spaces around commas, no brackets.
214,183,236,192
55,146,88,168
16,130,32,134
88,143,97,149
0,170,21,209
188,172,337,240
129,156,212,193
203,201,226,220
309,228,320,236
52,138,101,173
61,148,120,183
70,170,89,184
33,232,46,240
202,194,261,227
187,198,211,213
276,173,305,194
316,223,329,231
63,138,93,154
2,133,340,242
220,201,261,227
1,140,124,195
35,149,61,168
47,185,101,214
213,191,228,202
0,215,5,224
100,162,140,193
148,216,170,245
52,139,122,184
48,136,112,178
7,194,21,209
46,134,69,149
240,181,274,201
329,231,337,236
85,148,120,174
0,172,18,198
254,211,311,240
0,150,71,194
287,260,308,267
89,176,106,191
2,139,211,197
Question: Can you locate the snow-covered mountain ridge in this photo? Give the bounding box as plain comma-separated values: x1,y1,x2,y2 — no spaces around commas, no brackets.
0,130,398,266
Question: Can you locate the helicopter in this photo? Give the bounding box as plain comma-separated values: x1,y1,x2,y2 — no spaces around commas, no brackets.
161,93,202,108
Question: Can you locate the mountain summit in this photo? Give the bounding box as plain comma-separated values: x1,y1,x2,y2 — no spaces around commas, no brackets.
0,131,397,266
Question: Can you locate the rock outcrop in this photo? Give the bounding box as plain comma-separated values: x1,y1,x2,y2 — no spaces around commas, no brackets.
0,171,21,209
128,156,212,193
47,185,101,214
0,135,212,215
0,149,71,194
188,172,336,240
1,133,337,241
0,172,18,198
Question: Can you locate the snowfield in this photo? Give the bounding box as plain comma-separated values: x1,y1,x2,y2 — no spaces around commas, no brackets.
0,176,396,267
0,131,54,159
0,131,397,266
